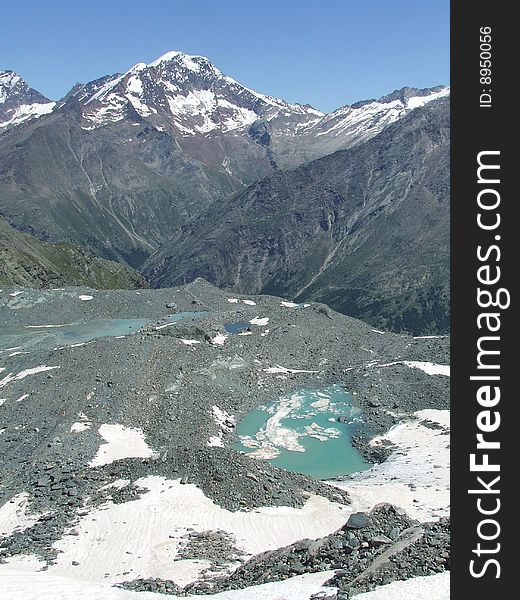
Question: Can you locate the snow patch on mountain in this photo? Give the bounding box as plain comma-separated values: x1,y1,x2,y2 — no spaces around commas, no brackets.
406,86,450,109
149,50,205,72
82,75,125,105
332,409,450,522
355,572,449,600
0,493,42,538
5,101,55,125
0,561,338,600
126,75,144,96
314,86,450,139
0,71,22,103
36,476,349,585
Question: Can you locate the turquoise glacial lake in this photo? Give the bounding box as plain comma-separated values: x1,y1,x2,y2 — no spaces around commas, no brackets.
235,384,371,480
224,322,252,334
0,312,207,352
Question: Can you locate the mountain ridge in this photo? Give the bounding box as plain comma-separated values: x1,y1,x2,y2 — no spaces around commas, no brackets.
0,52,447,272
2,51,448,154
0,52,449,332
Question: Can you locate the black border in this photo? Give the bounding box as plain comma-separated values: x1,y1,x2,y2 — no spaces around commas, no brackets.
451,1,513,595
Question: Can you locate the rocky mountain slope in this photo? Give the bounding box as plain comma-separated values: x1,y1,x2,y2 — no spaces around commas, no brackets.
0,71,55,131
0,105,241,266
0,53,447,269
0,215,146,289
144,99,449,334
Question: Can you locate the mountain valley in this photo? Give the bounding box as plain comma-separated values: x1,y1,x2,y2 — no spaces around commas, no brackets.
0,48,451,600
0,52,449,335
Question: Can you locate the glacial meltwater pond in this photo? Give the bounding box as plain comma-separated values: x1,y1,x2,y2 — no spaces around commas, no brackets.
0,312,208,352
235,384,372,480
224,322,252,334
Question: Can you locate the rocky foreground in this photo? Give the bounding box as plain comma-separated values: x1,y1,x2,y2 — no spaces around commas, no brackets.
0,280,450,599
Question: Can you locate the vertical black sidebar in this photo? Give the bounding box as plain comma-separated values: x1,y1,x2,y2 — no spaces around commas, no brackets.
451,1,514,598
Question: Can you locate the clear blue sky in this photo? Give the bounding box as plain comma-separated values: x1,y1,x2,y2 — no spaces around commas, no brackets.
0,0,449,112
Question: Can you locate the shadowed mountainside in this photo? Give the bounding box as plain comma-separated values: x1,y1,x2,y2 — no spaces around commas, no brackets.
144,100,449,334
1,214,146,289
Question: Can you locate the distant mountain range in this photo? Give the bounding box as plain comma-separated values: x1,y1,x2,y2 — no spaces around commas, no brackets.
0,51,449,333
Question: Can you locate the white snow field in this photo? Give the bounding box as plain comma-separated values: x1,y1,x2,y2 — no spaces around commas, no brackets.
263,366,319,374
0,412,450,596
89,424,158,467
354,572,449,599
402,361,450,377
0,494,43,539
0,477,350,591
0,563,338,600
0,366,60,389
331,409,450,522
0,410,449,599
249,317,269,326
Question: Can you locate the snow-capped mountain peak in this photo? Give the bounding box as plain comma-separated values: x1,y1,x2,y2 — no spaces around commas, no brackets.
64,51,448,152
70,51,323,135
0,71,23,101
0,70,55,131
148,50,215,72
0,56,449,184
51,51,449,147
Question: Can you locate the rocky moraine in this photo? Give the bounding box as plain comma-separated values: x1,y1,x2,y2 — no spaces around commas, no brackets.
0,279,450,599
